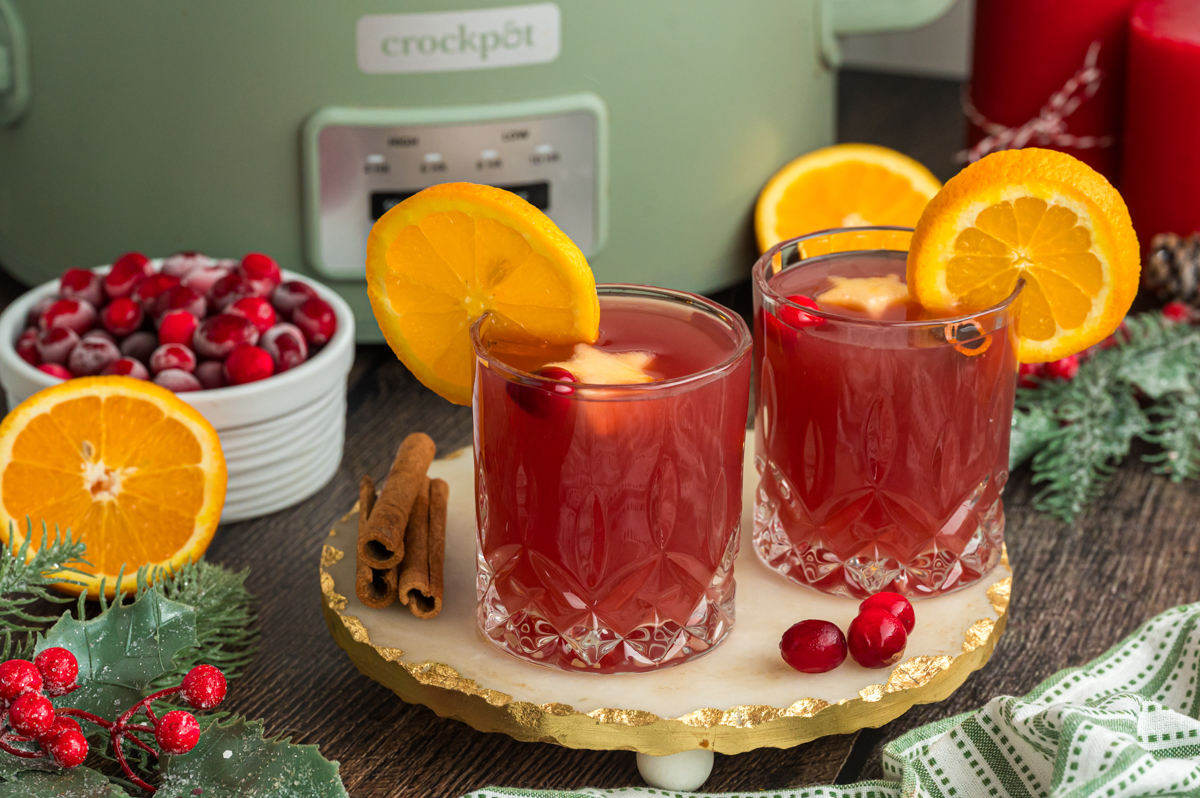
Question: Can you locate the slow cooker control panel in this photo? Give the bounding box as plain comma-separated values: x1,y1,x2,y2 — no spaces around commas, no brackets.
303,95,607,280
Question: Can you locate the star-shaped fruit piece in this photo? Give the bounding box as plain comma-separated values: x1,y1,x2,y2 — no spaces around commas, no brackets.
545,344,655,384
817,274,911,319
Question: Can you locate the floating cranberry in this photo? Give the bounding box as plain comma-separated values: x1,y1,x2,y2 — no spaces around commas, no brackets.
223,344,275,385
16,328,40,366
26,295,60,328
102,357,150,380
157,309,198,347
1018,362,1043,389
181,664,227,710
130,273,181,315
104,252,153,299
119,330,158,364
44,728,88,767
161,251,214,279
260,323,308,372
101,297,144,337
228,296,277,333
149,343,197,375
155,710,201,755
293,297,337,345
0,659,42,701
779,294,825,328
1043,355,1080,382
240,252,282,295
270,280,318,319
59,268,104,307
859,592,915,634
194,313,259,359
847,608,907,669
39,299,97,335
1163,300,1194,324
9,692,54,738
208,271,255,310
68,338,121,377
158,285,208,319
154,369,202,393
36,328,79,365
508,366,577,419
34,647,78,696
780,619,847,673
180,264,230,296
37,363,72,380
194,360,226,390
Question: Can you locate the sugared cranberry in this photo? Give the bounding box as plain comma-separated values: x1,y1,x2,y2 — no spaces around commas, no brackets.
154,369,202,393
36,328,79,365
16,328,40,366
157,285,208,319
82,328,117,344
68,338,121,377
260,323,308,372
508,366,577,419
1163,300,1194,324
240,252,283,295
270,280,318,319
223,344,275,385
26,295,60,328
1043,355,1080,382
859,592,915,634
194,313,259,359
149,343,197,375
293,297,337,346
180,264,230,296
59,268,104,307
181,664,227,710
780,619,847,673
34,647,78,696
37,363,71,380
161,251,214,279
130,273,180,314
101,297,144,337
208,271,255,310
39,299,96,335
157,309,199,347
102,357,150,380
228,296,277,333
194,361,226,390
1018,362,1043,389
104,252,152,299
847,608,908,669
120,330,158,364
0,659,42,701
779,294,825,328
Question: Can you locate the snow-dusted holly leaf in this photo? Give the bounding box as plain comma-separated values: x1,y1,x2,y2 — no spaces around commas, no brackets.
157,717,348,798
0,765,130,797
35,590,197,719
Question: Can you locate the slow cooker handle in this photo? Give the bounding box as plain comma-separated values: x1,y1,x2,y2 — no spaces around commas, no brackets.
0,0,30,128
818,0,958,66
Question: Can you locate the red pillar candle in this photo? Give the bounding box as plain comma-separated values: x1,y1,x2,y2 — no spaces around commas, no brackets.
967,0,1137,180
1120,0,1200,244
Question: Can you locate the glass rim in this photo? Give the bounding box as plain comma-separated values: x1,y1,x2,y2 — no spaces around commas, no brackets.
752,225,1024,329
470,283,753,393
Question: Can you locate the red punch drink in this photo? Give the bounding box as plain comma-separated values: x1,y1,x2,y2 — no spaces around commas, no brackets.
472,285,752,673
752,228,1019,599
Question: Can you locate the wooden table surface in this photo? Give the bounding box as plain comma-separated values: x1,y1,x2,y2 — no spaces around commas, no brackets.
7,69,1198,797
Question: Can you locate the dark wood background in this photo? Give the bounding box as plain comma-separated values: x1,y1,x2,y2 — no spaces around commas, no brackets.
8,70,1197,797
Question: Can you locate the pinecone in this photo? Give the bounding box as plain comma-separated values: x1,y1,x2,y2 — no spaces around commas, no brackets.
1144,232,1200,305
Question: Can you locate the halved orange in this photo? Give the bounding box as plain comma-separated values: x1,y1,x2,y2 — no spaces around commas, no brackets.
755,144,941,253
0,377,226,597
366,183,600,406
907,148,1140,363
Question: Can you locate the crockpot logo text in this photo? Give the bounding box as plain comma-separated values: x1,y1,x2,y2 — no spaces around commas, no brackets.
357,4,561,74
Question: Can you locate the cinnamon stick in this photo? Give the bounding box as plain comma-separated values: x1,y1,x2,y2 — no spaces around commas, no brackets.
398,478,448,619
356,560,398,609
358,433,436,569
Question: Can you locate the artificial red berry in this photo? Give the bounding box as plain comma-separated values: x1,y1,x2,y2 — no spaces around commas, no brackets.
0,659,42,701
44,728,88,768
155,710,200,755
208,271,255,310
102,357,150,380
119,330,158,364
33,648,78,696
778,294,825,328
67,338,121,377
157,285,208,320
847,608,908,669
240,252,283,295
507,366,577,419
181,664,227,710
194,361,226,390
154,369,202,393
1163,300,1194,324
131,273,181,315
779,619,847,673
859,592,915,634
228,296,277,333
16,328,40,366
102,297,145,337
293,297,337,346
104,252,153,299
36,328,79,365
259,323,308,372
223,344,275,385
1017,362,1043,389
270,280,318,319
37,363,72,380
1043,355,1080,382
59,268,104,307
194,313,259,360
149,343,197,375
161,251,214,279
39,299,97,335
9,691,54,738
157,309,199,347
40,715,81,741
180,264,231,296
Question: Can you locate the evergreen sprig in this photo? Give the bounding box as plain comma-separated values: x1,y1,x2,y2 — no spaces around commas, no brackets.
0,522,88,660
1014,312,1200,520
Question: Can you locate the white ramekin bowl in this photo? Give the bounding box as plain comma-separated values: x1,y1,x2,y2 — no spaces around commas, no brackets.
0,265,355,523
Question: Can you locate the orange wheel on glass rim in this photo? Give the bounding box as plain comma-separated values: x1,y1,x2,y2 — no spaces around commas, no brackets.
0,377,227,597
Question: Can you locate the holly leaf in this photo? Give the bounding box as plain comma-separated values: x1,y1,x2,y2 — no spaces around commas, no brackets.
0,750,56,782
0,766,131,797
35,590,197,719
156,717,348,798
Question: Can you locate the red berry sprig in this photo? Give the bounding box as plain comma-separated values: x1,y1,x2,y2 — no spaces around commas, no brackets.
0,649,226,793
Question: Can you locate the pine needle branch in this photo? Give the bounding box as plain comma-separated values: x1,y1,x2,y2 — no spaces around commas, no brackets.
0,520,88,659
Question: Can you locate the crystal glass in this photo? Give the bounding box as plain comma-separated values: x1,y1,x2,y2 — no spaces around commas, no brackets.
472,285,752,673
752,228,1020,598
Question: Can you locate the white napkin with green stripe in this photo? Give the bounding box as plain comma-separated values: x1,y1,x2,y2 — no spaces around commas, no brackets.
462,602,1200,798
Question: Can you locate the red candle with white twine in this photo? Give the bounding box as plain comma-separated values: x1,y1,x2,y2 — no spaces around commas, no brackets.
1120,0,1200,243
966,0,1137,180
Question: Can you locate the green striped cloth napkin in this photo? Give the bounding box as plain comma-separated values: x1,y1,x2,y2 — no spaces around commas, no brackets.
463,602,1200,798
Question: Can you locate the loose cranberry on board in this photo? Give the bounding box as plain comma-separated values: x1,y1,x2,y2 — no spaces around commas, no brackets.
779,620,847,674
858,592,915,634
847,608,908,669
